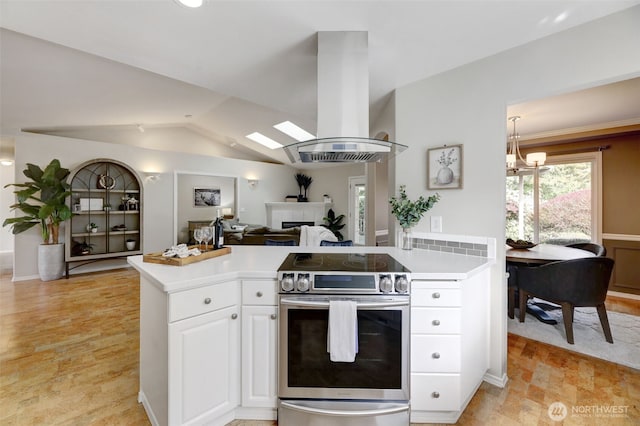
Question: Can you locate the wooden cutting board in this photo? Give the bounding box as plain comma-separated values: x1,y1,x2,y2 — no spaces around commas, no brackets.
143,246,232,266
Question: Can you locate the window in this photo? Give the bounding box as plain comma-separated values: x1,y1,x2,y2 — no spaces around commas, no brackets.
506,152,601,245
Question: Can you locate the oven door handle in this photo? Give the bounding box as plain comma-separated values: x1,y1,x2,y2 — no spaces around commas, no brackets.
279,298,410,308
280,400,409,417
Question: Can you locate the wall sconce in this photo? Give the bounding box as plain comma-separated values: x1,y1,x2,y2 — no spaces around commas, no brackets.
247,179,259,188
143,172,160,183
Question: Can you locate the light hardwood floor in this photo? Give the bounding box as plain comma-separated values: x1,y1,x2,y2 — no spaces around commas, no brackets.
1,269,638,425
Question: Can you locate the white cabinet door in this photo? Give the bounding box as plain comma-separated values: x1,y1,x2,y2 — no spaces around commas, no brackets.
241,305,278,408
169,305,240,426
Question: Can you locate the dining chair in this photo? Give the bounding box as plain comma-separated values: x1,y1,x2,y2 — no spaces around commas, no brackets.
566,242,606,257
506,263,519,319
517,257,615,344
265,239,297,246
320,240,354,246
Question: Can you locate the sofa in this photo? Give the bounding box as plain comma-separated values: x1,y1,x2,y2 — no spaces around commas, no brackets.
226,225,301,245
187,219,301,245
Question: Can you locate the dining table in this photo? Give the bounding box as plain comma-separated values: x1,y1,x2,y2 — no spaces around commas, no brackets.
506,243,596,264
506,243,596,324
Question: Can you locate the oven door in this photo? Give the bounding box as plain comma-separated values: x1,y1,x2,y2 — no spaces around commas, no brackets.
278,295,410,401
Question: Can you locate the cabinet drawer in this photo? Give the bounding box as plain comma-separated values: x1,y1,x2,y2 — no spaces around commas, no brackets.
242,280,277,305
411,308,461,334
169,281,238,322
412,280,460,290
411,374,461,411
412,288,461,307
411,335,461,373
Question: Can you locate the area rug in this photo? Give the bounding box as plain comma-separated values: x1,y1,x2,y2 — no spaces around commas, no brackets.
507,301,640,371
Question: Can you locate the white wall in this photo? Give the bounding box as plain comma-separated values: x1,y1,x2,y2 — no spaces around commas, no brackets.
1,163,15,272
176,173,236,243
11,133,301,279
395,7,640,384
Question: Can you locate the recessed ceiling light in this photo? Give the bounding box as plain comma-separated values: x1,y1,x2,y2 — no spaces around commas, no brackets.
273,121,316,142
175,0,203,8
554,11,569,23
246,132,283,150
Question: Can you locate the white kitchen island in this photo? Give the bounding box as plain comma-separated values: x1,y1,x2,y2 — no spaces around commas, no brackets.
129,244,494,426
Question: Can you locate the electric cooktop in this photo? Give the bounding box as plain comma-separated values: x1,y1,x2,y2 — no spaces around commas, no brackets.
277,252,410,273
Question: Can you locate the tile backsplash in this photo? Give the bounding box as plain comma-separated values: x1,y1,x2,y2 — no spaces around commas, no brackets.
413,237,488,258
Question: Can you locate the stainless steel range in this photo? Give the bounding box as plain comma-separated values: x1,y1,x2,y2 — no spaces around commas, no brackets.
277,252,411,426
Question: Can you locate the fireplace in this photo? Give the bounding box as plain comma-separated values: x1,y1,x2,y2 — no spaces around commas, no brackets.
266,202,331,229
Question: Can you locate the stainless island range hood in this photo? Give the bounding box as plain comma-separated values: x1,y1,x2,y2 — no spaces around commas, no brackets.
283,31,407,164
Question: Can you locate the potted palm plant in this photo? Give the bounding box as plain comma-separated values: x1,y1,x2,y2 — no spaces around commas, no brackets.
3,159,73,281
321,208,345,241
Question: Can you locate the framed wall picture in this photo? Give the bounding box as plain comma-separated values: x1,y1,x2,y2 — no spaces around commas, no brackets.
194,188,221,207
427,144,463,189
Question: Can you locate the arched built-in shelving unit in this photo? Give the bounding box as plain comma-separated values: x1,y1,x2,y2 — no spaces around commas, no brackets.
65,158,143,276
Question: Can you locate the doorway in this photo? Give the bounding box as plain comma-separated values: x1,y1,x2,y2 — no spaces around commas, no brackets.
348,176,366,246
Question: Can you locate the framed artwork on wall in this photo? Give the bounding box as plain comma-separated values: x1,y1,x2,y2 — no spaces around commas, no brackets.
427,144,463,190
194,187,221,207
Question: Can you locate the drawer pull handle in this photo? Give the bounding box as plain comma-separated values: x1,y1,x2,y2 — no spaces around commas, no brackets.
257,291,263,297
231,313,238,320
432,292,441,299
270,314,277,320
204,297,212,305
432,391,440,399
432,352,440,359
432,319,441,326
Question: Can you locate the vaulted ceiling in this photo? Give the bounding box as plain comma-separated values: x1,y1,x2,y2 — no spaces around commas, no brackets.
1,1,639,165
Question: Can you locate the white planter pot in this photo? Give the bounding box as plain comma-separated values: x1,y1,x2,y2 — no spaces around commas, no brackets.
126,241,136,251
37,243,65,281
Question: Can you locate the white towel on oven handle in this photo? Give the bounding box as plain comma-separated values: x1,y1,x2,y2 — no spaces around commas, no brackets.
327,300,358,362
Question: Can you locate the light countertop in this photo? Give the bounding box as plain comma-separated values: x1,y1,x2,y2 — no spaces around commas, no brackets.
128,245,494,293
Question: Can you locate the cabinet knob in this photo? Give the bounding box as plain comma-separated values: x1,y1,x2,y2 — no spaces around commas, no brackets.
432,319,441,326
270,314,277,320
431,391,440,399
231,313,238,320
204,297,212,305
256,291,263,297
432,352,441,359
432,292,441,299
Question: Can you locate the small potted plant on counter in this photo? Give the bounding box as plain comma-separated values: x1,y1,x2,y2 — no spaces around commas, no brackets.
390,185,440,250
86,223,98,233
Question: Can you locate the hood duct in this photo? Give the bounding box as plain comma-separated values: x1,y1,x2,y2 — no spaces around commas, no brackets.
283,31,407,163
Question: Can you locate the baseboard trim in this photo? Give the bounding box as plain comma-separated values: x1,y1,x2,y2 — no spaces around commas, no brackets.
483,371,508,388
138,391,159,426
608,290,640,301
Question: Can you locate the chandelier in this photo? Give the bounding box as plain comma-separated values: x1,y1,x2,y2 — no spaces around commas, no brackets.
506,116,546,172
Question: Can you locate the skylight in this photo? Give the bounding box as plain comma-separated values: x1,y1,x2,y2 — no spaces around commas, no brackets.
175,0,203,8
246,132,283,150
273,121,316,142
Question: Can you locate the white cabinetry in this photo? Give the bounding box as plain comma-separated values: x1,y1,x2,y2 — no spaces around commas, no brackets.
139,278,240,426
410,269,490,423
239,279,278,419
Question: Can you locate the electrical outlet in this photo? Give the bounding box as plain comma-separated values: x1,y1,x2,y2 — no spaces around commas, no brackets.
431,216,442,233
